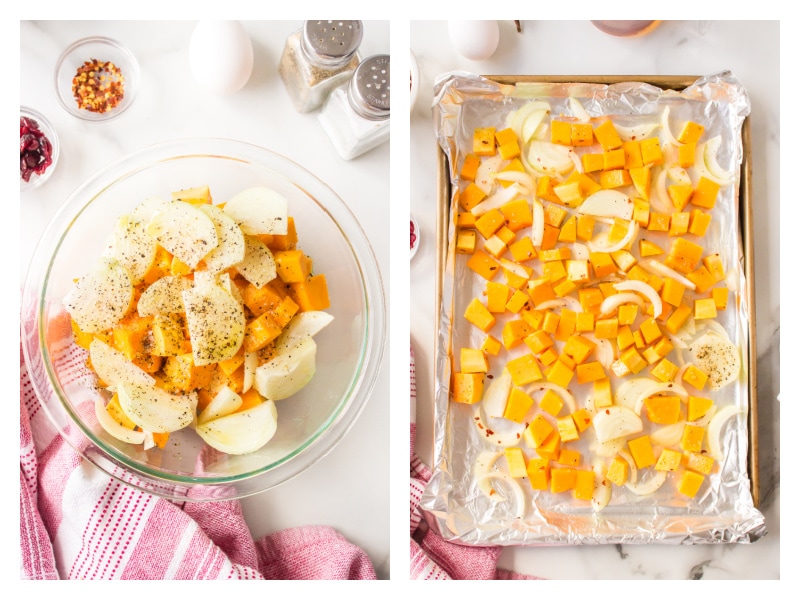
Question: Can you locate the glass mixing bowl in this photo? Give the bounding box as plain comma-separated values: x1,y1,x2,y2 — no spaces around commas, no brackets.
21,138,385,501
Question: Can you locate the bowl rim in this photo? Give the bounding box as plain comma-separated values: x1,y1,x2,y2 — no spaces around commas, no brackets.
53,35,141,122
20,105,60,190
21,137,386,500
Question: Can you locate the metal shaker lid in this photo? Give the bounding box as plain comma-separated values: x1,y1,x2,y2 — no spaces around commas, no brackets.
302,21,363,63
348,54,390,120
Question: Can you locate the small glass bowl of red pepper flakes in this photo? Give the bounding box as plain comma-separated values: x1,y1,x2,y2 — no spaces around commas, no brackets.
54,36,140,122
20,107,60,190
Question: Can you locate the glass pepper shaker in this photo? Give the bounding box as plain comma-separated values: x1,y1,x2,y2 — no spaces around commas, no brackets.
278,20,363,113
318,54,390,160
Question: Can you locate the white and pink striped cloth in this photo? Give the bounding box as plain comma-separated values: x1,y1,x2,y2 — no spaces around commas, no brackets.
409,346,541,580
19,344,376,580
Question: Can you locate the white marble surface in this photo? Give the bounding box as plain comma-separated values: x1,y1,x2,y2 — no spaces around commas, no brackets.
410,20,780,580
19,20,390,579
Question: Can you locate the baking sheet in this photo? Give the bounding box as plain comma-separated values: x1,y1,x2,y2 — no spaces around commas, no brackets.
422,72,765,545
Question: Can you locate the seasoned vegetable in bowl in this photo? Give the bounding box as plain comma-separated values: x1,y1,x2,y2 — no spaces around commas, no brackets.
21,138,385,501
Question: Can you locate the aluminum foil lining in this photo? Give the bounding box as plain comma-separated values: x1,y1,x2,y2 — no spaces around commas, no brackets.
421,71,766,545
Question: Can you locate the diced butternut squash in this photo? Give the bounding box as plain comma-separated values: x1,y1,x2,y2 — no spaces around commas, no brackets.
452,372,483,404
504,387,534,423
527,458,550,490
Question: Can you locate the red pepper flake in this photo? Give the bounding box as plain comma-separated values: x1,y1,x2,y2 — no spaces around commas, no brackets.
72,58,125,113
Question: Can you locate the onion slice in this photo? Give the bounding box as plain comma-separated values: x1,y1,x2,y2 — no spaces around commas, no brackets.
653,168,676,213
625,470,667,496
613,280,662,318
474,450,505,500
531,199,545,247
599,291,646,317
94,396,146,445
593,405,642,443
474,472,526,519
649,422,686,447
569,97,591,122
592,460,612,512
588,221,639,254
707,404,741,460
472,405,526,447
471,182,523,217
660,106,680,147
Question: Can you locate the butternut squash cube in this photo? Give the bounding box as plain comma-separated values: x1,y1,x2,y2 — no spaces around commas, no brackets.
665,238,704,274
576,360,606,384
593,378,613,409
508,236,536,262
680,424,705,452
503,387,534,423
655,448,682,471
459,153,481,181
600,169,632,189
606,455,629,486
459,182,488,211
550,467,577,493
504,447,528,478
286,276,324,312
557,447,581,467
572,408,593,433
702,253,726,282
524,330,553,355
501,199,533,231
683,367,709,392
639,137,663,166
161,353,216,392
627,435,656,468
620,347,647,374
481,335,502,356
244,313,284,352
563,334,596,364
456,230,477,254
691,177,721,209
629,166,651,200
527,458,551,490
507,353,543,386
571,122,594,146
689,267,717,296
555,309,577,342
505,289,531,314
603,148,626,171
466,249,500,281
688,209,712,237
677,121,705,144
582,153,605,173
594,120,623,151
694,297,718,320
661,277,686,307
557,417,580,444
712,286,729,310
677,141,696,168
550,120,573,145
473,127,496,156
464,298,496,332
452,372,483,404
460,348,489,374
683,451,715,475
456,211,476,228
546,359,574,388
538,389,564,417
475,208,506,240
536,176,561,203
151,314,189,357
573,469,595,501
536,429,562,459
668,184,694,211
645,394,681,424
527,414,555,448
678,470,705,497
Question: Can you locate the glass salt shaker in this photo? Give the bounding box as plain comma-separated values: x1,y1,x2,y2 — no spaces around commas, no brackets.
318,54,390,160
278,20,363,113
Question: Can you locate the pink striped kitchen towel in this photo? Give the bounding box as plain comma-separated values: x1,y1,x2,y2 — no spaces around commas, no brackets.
409,345,541,580
19,344,376,580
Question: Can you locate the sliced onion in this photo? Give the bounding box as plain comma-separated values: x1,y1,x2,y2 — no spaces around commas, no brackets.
475,472,526,518
472,405,527,447
471,182,523,217
593,437,626,458
474,154,505,195
616,121,659,142
583,332,614,369
649,421,686,447
578,190,634,220
536,298,567,311
569,96,591,122
653,168,676,213
474,450,505,500
593,405,642,443
510,100,551,141
625,470,667,495
491,171,534,194
526,382,577,414
613,279,662,318
617,449,639,485
707,405,741,460
94,396,146,445
615,377,665,412
660,106,681,147
599,291,646,317
482,368,513,419
698,136,734,185
588,221,639,254
531,199,545,246
667,165,692,186
691,405,717,428
592,460,612,512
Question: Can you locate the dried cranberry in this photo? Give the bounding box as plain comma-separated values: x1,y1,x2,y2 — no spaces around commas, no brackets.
20,115,54,183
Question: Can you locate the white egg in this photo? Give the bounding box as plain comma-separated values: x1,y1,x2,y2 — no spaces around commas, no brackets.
189,20,254,94
448,20,500,61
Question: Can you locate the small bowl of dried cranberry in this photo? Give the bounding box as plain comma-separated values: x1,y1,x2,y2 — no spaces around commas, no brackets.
20,107,60,190
54,36,140,122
